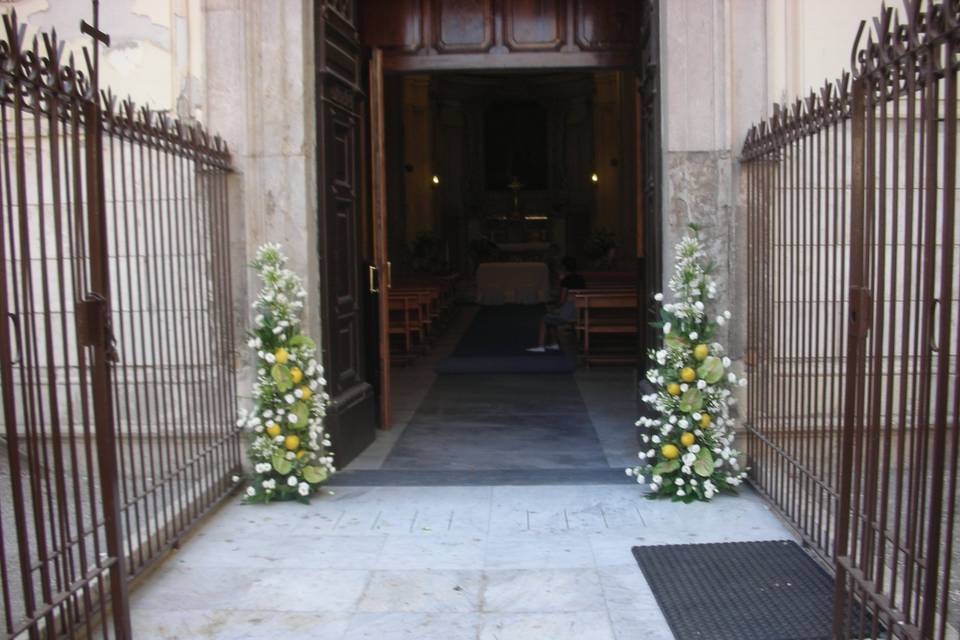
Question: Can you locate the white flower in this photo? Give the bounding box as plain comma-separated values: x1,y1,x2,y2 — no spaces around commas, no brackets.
651,435,661,444
676,489,686,497
739,378,747,387
245,486,256,497
265,352,276,363
287,475,298,487
654,292,664,301
650,483,660,491
694,301,704,312
287,413,298,424
675,478,685,486
722,356,732,368
285,451,295,460
697,379,707,389
646,448,656,458
274,435,286,444
728,372,737,383
689,331,698,340
663,322,671,335
716,316,726,326
723,310,732,319
690,444,701,453
231,475,240,483
298,482,310,496
680,383,689,392
625,468,634,476
635,474,645,484
681,465,692,475
682,453,696,466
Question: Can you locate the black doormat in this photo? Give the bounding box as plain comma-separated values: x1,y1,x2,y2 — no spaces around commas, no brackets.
632,540,846,640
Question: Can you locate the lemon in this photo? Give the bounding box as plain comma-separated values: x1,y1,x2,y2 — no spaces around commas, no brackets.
661,444,680,460
266,423,281,438
667,383,682,396
275,348,289,364
290,367,303,384
680,367,696,383
680,432,696,447
284,435,300,451
700,413,712,428
693,344,709,361
296,450,309,461
299,386,312,401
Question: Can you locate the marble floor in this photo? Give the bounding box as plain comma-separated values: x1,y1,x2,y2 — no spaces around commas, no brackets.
120,307,799,639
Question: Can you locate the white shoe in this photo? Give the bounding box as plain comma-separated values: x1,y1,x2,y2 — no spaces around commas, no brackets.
545,344,560,351
526,346,546,353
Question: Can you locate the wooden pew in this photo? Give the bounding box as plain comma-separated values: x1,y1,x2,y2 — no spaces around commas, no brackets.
573,291,638,365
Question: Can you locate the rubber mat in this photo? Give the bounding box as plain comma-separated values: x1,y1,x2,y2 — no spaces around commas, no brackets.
632,540,855,640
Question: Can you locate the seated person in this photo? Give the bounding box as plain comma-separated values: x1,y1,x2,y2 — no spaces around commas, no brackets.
527,256,586,352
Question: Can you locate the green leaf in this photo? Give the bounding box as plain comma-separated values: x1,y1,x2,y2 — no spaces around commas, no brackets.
288,334,316,351
290,402,309,429
271,364,293,391
302,466,327,484
697,356,724,384
665,334,687,350
271,450,293,475
679,388,703,413
693,448,715,477
653,459,681,476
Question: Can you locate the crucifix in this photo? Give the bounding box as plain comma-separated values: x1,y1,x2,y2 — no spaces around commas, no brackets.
81,0,111,93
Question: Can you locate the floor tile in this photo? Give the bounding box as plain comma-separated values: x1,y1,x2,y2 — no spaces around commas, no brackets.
482,568,605,613
358,570,483,613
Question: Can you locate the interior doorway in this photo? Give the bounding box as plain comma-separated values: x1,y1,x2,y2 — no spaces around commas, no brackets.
359,64,653,477
313,0,661,469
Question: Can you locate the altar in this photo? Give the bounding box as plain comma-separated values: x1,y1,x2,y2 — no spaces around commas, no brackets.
475,262,550,305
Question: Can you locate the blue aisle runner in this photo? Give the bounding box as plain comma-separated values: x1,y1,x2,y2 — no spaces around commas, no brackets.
435,304,575,374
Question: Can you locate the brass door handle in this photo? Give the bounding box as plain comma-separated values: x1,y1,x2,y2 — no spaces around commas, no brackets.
368,265,379,293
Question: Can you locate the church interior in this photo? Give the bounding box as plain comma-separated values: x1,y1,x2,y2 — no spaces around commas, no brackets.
381,69,643,372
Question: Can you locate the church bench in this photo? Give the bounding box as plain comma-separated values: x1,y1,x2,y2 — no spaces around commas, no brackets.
387,293,426,354
573,291,638,365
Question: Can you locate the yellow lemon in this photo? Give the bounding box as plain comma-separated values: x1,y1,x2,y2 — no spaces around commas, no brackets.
667,383,682,396
680,367,696,383
693,344,709,361
700,413,712,428
284,435,300,451
266,423,281,438
275,348,289,364
290,367,303,384
296,450,309,461
680,432,696,447
661,444,680,460
299,386,312,401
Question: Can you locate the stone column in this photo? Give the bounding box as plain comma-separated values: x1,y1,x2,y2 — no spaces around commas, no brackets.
204,0,319,393
659,0,768,361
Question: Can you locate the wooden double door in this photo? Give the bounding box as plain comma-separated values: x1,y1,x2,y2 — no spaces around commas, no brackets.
314,0,661,467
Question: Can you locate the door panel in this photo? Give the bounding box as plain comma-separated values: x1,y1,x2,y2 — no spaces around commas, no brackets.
369,48,392,427
316,0,376,466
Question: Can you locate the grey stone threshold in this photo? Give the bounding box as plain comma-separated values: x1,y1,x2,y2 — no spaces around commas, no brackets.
328,468,633,486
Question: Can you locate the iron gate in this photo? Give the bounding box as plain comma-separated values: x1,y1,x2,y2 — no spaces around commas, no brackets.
0,6,240,639
743,1,959,638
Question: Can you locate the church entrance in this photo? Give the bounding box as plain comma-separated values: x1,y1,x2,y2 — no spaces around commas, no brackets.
313,0,662,469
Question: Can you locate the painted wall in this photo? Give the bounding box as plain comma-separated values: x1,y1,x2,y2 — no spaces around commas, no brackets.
2,0,208,123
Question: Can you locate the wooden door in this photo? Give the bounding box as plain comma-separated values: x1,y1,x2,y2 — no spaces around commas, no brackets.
315,0,376,466
636,0,662,397
368,48,392,427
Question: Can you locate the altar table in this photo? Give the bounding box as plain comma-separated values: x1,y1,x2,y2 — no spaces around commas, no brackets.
475,261,550,305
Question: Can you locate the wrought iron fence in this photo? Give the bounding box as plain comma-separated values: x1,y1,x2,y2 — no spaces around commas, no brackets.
0,8,240,639
743,1,959,638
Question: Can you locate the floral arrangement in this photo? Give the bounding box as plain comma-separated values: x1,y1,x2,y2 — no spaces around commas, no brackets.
236,244,335,502
627,227,747,502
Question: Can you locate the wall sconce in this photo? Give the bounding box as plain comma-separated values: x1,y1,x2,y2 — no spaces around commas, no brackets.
590,172,599,184
432,175,440,186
